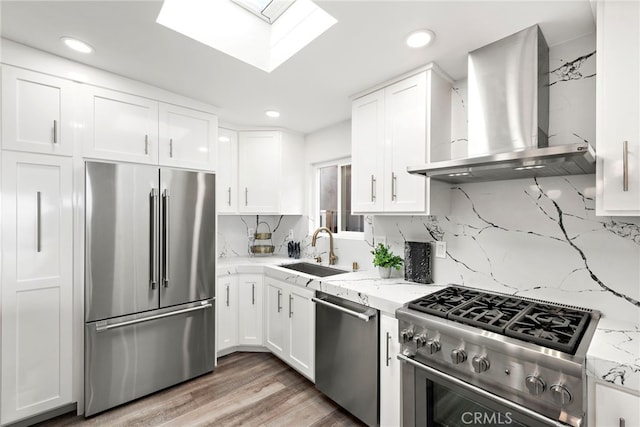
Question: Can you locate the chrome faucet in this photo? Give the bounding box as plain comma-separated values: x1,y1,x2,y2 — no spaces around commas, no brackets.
311,227,338,265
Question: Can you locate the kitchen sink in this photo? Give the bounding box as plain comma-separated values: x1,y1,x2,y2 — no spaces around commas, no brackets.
280,262,347,277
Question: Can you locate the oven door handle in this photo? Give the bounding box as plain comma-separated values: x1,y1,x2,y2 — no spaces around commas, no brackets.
397,354,565,427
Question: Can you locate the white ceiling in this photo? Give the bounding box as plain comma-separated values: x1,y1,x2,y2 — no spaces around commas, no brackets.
0,0,596,135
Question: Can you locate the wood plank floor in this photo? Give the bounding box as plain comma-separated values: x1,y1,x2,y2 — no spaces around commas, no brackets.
38,352,366,427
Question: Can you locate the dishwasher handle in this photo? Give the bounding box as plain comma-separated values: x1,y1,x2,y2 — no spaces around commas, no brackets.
312,296,376,322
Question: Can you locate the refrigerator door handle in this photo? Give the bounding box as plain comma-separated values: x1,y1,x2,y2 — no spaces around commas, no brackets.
95,301,214,332
150,189,159,289
162,188,170,287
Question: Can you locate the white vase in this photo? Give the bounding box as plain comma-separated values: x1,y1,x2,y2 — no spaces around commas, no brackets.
378,266,392,279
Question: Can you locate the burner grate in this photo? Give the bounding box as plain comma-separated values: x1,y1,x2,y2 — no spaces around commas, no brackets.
408,287,481,317
406,286,593,355
505,303,591,354
449,294,532,333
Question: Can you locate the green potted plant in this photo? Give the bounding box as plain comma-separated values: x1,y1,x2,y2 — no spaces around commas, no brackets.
371,243,403,278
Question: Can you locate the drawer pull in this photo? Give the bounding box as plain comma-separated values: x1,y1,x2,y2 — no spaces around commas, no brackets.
623,140,629,192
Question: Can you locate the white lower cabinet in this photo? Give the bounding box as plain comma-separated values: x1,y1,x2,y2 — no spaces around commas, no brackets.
238,275,263,346
380,314,401,427
217,275,239,352
1,152,73,425
591,381,640,427
264,277,315,381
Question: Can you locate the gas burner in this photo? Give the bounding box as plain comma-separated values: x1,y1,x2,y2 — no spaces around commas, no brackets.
505,303,591,354
407,287,481,316
449,294,532,333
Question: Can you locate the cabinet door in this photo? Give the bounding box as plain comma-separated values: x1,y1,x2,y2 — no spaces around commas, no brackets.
238,131,280,213
238,274,263,346
287,286,315,381
82,86,159,164
217,275,238,352
384,73,427,212
596,0,640,215
1,153,73,425
264,278,286,356
217,128,238,213
2,66,74,156
159,103,218,170
380,314,401,427
352,90,385,213
594,383,640,427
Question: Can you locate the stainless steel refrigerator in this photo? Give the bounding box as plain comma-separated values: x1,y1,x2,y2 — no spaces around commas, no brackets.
84,161,216,416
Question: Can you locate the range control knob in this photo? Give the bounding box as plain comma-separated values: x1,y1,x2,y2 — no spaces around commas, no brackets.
450,349,467,364
525,375,546,395
413,334,427,347
400,329,414,343
471,355,490,373
550,384,572,405
425,339,441,355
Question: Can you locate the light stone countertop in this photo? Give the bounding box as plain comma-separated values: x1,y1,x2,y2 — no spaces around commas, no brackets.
216,256,444,315
216,256,640,393
586,317,640,394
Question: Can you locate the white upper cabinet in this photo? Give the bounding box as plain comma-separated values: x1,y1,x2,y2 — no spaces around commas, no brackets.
236,130,304,215
238,131,281,213
352,66,452,215
596,0,640,215
81,86,159,164
352,90,385,212
1,152,73,425
159,103,218,170
1,66,74,156
217,128,238,213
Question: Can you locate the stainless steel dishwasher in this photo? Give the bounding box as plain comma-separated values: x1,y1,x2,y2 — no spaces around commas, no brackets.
313,291,379,427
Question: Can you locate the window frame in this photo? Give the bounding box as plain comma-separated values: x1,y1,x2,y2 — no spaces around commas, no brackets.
313,157,364,240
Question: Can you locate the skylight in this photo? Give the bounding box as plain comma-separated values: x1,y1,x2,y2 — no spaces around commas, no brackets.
156,0,337,73
232,0,295,24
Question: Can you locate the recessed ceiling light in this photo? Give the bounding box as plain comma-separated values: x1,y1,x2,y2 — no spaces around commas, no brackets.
265,110,280,118
218,136,231,143
406,29,435,48
61,36,94,54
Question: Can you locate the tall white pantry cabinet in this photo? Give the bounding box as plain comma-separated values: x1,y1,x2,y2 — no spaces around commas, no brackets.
0,40,218,426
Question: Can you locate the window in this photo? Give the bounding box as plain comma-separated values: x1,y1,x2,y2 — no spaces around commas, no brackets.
316,160,364,236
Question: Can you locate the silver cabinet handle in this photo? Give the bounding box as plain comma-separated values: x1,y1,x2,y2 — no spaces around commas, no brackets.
252,283,255,305
370,175,376,202
145,134,149,155
169,138,174,158
53,120,58,144
620,418,626,427
36,192,42,252
149,189,158,289
245,187,248,206
277,290,282,312
289,295,293,318
311,297,376,322
623,140,629,192
226,284,230,307
96,302,213,332
227,187,232,206
391,172,397,201
386,332,391,367
162,189,170,287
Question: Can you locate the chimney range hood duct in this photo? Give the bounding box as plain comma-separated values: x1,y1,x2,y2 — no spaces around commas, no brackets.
408,25,595,184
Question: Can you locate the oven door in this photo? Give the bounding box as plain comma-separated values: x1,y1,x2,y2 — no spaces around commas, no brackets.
399,355,565,427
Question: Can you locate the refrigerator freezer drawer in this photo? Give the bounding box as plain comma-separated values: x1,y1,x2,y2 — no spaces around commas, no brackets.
84,300,215,416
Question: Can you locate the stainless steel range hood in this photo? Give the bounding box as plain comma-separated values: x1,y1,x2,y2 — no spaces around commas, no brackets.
409,25,596,184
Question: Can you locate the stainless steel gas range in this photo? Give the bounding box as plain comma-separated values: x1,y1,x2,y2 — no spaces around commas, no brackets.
396,286,600,427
